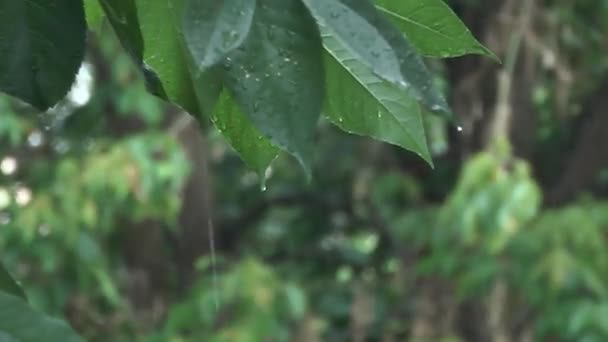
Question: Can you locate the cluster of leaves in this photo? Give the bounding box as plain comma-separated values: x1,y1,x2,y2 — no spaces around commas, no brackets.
1,0,493,179
152,258,307,342
195,137,608,340
389,151,608,340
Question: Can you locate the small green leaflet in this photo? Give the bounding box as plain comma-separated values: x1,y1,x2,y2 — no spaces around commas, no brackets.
375,0,497,59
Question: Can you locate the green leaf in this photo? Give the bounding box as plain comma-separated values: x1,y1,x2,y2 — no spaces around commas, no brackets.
323,29,432,165
0,0,86,109
188,62,278,176
84,0,104,31
183,0,256,70
84,0,167,98
183,8,277,177
301,0,450,116
135,0,198,113
375,0,496,59
0,292,83,342
221,0,325,175
211,91,279,175
0,263,25,300
98,0,144,61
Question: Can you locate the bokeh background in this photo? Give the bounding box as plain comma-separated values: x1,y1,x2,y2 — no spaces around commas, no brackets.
1,0,608,341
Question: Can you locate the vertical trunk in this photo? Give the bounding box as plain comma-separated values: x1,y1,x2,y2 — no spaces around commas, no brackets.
172,113,214,292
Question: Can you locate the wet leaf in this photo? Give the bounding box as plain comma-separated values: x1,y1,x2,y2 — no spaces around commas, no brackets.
135,0,198,113
302,0,450,117
323,27,432,165
183,0,256,70
221,0,325,176
211,91,279,175
375,0,497,59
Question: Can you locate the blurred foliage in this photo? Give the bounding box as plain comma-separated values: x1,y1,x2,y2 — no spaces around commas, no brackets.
0,30,189,338
1,1,608,341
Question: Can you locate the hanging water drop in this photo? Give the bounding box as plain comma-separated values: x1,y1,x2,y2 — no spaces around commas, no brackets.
260,166,273,192
431,104,443,112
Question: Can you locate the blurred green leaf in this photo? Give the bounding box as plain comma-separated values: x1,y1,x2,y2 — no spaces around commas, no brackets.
0,263,25,300
0,292,83,342
0,0,86,109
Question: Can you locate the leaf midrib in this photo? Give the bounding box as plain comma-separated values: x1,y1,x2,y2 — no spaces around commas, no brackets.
376,5,458,43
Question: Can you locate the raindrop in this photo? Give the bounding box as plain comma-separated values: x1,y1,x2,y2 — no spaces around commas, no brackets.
28,130,44,147
38,224,51,237
431,104,443,112
260,166,273,192
0,212,10,225
456,125,463,132
15,186,32,206
0,156,17,175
